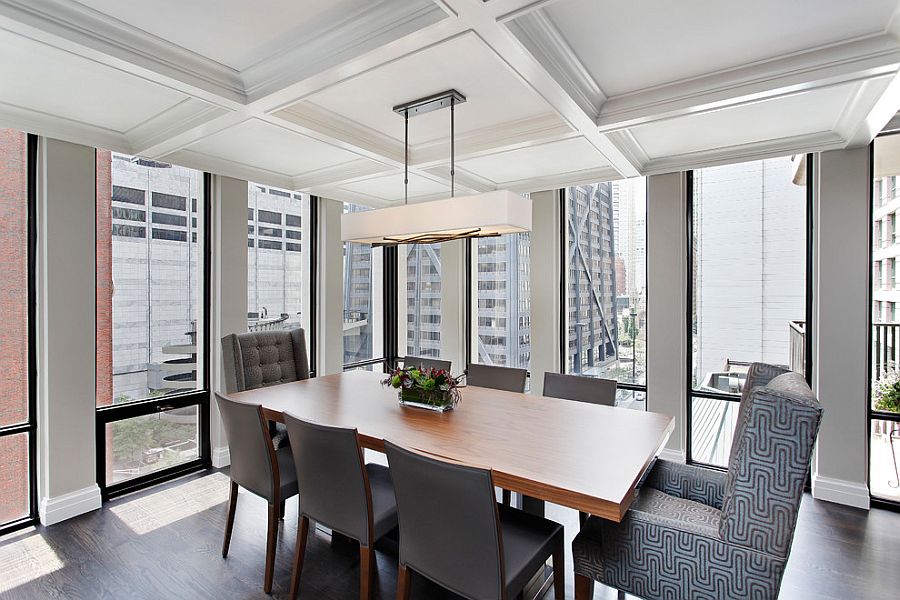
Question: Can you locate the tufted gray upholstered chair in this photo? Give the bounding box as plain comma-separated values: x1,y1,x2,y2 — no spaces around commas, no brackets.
221,328,309,448
466,363,527,393
543,372,617,406
216,394,299,594
283,415,397,600
572,363,823,600
386,441,565,600
403,356,452,372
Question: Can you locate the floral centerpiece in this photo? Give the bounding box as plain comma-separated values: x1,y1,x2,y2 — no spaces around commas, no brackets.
382,366,463,412
873,368,900,413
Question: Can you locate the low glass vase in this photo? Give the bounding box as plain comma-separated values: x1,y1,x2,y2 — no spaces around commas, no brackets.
398,389,455,412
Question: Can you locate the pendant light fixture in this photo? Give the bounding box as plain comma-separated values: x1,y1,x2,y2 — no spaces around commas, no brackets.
341,89,532,245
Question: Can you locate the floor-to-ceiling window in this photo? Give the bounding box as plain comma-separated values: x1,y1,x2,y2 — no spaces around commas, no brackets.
469,234,531,371
401,243,441,359
95,152,209,497
870,134,900,504
0,129,35,532
247,184,308,333
689,156,808,467
564,178,647,408
342,203,385,371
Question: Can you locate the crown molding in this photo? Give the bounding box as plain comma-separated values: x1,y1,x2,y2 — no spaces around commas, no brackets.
294,158,392,190
841,71,900,147
606,129,651,172
500,165,623,193
504,8,605,117
641,131,846,176
161,148,295,191
0,0,246,103
127,98,229,157
0,99,130,153
598,34,900,132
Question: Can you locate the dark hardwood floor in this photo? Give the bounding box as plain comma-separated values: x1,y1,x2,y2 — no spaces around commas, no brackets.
1,469,898,599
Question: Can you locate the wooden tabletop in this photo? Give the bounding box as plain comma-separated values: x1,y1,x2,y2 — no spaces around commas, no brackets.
227,370,674,522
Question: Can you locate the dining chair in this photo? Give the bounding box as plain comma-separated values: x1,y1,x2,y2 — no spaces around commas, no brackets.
221,328,309,448
572,363,823,600
465,363,527,393
282,413,398,600
385,441,565,600
216,394,299,594
542,372,617,406
403,356,452,372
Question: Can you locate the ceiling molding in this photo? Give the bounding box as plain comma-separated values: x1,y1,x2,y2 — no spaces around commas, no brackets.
294,158,392,190
504,8,605,117
127,99,229,156
642,131,847,176
503,165,623,193
423,165,497,193
598,34,900,132
605,129,650,171
162,148,295,191
0,0,246,103
0,98,129,152
843,71,900,146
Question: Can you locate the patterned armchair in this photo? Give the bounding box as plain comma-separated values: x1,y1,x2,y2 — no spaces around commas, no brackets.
573,363,823,600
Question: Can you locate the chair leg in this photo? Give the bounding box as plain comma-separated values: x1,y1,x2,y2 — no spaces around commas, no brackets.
574,573,594,600
264,502,279,594
396,563,412,600
289,516,309,599
222,481,238,558
502,489,511,506
551,541,565,600
359,545,375,600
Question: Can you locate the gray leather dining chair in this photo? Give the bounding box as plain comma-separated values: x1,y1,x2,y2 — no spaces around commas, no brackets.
221,328,309,448
216,394,299,594
403,356,452,372
465,363,527,393
282,414,397,600
385,441,565,600
542,372,617,406
572,363,823,600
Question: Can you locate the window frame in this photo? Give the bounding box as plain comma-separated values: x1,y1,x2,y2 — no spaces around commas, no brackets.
95,169,212,500
685,156,814,469
0,133,38,536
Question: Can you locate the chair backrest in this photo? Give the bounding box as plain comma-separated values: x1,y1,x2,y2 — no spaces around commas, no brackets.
727,362,790,466
542,372,617,406
466,363,527,393
719,367,822,559
215,393,278,501
385,441,505,600
282,413,373,545
221,328,309,393
404,356,452,373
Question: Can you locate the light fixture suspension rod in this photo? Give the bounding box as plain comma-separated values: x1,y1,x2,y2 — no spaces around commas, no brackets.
450,96,455,198
404,109,409,205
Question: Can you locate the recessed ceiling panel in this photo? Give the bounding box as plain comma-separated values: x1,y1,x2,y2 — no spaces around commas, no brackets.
338,172,450,203
630,84,856,159
0,29,186,133
457,137,610,184
75,0,388,71
299,32,561,146
544,0,898,96
187,119,363,176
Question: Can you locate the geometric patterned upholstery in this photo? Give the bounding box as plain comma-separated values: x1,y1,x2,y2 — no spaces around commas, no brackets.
573,362,823,600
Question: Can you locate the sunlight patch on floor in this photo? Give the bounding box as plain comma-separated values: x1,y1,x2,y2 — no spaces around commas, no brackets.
0,528,64,593
109,472,231,535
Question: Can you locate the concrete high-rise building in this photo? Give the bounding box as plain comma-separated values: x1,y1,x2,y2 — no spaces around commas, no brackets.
404,243,441,359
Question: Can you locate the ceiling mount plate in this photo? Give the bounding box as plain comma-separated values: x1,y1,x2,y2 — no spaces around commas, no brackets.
393,89,466,118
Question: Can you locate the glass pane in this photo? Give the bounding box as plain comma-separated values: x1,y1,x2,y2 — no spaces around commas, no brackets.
247,184,306,331
105,406,200,485
692,157,806,396
870,419,900,502
343,204,383,365
343,362,386,373
402,243,441,359
566,178,646,386
471,233,531,369
615,389,646,411
690,396,739,467
0,129,29,428
96,152,204,406
0,433,29,523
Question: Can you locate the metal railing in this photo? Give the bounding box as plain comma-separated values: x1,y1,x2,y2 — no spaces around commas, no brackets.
789,320,805,375
873,323,900,380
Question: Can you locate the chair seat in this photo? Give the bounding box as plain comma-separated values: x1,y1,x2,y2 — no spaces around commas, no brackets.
499,505,564,596
366,463,398,540
276,446,299,500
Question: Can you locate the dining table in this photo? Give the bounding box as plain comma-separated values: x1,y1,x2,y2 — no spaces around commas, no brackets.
225,369,674,522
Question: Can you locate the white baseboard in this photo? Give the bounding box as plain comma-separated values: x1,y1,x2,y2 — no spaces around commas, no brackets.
39,484,102,526
212,445,230,468
812,475,870,510
658,448,687,463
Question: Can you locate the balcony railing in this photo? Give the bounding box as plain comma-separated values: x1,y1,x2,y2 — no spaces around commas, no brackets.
873,323,900,380
789,320,805,375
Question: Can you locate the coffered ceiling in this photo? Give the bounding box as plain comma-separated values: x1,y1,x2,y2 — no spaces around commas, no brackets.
0,0,899,205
